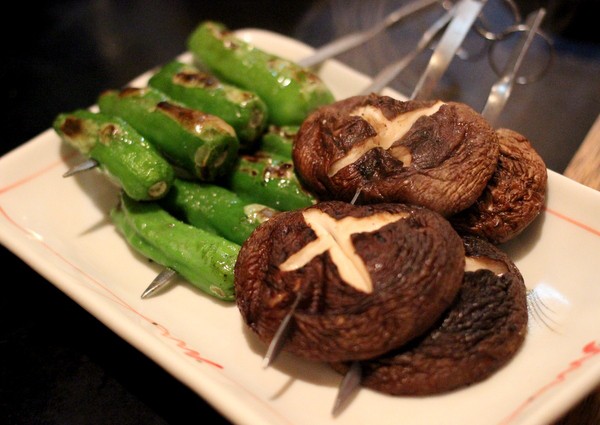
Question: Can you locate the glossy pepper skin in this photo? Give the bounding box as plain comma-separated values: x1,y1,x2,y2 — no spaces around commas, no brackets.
258,125,298,159
187,21,335,126
110,192,239,301
160,178,277,245
227,150,316,211
53,109,174,201
148,60,268,146
98,87,240,182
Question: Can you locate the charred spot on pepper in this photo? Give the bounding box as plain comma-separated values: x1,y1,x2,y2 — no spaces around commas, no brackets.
265,162,294,179
156,101,235,136
173,70,220,88
60,116,84,138
98,123,120,146
118,87,148,98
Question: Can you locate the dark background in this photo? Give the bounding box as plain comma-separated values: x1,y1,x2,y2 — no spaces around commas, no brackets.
2,1,599,424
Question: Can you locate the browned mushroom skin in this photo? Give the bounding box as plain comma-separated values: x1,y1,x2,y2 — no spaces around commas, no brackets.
292,94,499,216
450,128,548,244
234,201,465,362
330,235,528,396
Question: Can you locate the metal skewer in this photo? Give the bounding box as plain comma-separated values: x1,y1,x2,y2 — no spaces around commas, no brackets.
140,267,178,299
262,292,303,368
360,5,454,95
296,0,440,68
62,158,99,177
332,361,362,416
411,0,487,100
481,7,547,125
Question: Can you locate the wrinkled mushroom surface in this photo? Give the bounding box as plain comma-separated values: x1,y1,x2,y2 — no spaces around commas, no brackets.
292,94,499,216
234,201,465,362
450,128,548,244
330,235,528,395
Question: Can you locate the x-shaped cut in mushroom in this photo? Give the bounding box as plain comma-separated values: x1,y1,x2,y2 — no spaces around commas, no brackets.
327,100,445,177
279,208,408,293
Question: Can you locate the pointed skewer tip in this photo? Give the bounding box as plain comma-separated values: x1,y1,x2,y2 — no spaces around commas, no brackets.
332,361,362,417
261,293,302,368
62,158,99,177
140,268,177,299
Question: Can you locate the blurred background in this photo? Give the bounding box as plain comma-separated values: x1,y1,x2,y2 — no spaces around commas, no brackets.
2,1,599,424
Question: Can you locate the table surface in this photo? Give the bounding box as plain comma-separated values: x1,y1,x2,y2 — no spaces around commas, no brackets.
2,1,599,424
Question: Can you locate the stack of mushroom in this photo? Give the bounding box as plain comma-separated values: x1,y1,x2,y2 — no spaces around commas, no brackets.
234,93,547,396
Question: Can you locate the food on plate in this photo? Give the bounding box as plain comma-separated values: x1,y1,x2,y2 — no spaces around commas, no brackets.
53,109,175,201
330,234,528,395
52,19,543,406
98,86,240,182
160,178,277,245
226,149,316,211
450,128,548,244
258,125,298,159
234,201,464,362
292,94,500,216
111,192,240,301
148,60,268,145
187,20,335,126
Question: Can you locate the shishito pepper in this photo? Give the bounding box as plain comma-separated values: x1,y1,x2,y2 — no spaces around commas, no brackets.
187,20,335,126
160,178,277,245
110,192,239,301
227,150,316,211
98,86,240,182
258,125,298,159
148,60,268,146
53,109,174,201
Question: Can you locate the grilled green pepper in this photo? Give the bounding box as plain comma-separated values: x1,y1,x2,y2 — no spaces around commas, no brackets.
227,151,316,211
160,178,277,245
98,87,239,182
148,60,268,146
258,125,298,159
187,20,335,126
53,109,174,201
111,192,239,301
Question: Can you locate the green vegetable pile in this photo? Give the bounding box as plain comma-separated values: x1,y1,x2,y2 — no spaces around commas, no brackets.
52,20,335,301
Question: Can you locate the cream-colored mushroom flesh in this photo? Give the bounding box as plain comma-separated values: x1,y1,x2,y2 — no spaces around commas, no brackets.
328,101,445,176
464,256,509,276
279,209,409,293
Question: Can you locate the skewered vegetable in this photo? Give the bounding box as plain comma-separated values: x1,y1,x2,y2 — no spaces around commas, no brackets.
111,192,239,301
234,201,465,362
257,125,298,159
160,178,277,245
53,109,174,201
292,94,500,217
187,20,335,126
148,60,268,146
98,86,240,182
227,150,316,211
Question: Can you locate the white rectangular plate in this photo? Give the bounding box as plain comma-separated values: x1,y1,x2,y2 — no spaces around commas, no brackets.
1,28,600,425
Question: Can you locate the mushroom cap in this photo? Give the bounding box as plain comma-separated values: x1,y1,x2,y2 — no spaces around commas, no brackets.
234,201,465,362
330,235,528,395
292,94,499,216
450,128,548,244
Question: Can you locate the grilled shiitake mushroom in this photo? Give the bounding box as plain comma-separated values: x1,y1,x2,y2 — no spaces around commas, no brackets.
330,235,528,395
292,94,500,216
234,201,464,362
450,128,548,244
